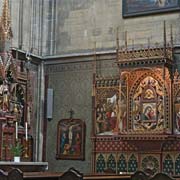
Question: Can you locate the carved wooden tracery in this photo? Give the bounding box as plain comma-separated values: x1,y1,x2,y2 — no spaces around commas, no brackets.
115,44,173,135
173,70,180,133
127,68,171,133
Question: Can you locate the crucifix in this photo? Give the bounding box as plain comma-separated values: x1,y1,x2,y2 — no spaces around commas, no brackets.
69,109,74,119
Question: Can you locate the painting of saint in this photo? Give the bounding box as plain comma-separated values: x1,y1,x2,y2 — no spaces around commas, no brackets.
175,104,180,134
96,94,117,135
60,132,68,153
96,92,126,135
123,0,179,17
142,103,156,121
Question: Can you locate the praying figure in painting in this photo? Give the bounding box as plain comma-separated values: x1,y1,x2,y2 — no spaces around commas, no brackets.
60,132,67,153
74,133,81,155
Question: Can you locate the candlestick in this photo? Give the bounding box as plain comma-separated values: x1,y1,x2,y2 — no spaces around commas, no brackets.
15,122,18,140
25,122,28,140
24,140,29,158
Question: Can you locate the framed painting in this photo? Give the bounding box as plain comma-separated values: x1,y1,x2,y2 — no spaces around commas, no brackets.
123,0,180,17
175,104,180,134
56,119,85,160
142,103,156,122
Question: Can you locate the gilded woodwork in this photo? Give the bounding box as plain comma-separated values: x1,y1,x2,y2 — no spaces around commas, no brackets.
117,47,173,63
91,33,180,175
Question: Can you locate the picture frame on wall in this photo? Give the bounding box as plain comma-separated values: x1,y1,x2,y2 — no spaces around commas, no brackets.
56,119,85,160
123,0,180,18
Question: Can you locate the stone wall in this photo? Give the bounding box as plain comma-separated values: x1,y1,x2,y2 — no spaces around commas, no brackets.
8,0,180,56
55,0,180,55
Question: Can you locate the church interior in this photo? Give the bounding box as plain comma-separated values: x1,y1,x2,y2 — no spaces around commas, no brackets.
0,0,180,180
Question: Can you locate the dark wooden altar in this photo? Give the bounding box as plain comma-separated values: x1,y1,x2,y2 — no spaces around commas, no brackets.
0,162,48,172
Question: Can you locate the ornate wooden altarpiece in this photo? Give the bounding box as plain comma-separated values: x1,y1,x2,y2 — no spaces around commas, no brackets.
0,54,33,162
0,0,33,161
92,27,180,176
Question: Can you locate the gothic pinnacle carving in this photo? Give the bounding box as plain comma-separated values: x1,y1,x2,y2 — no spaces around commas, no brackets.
0,0,13,40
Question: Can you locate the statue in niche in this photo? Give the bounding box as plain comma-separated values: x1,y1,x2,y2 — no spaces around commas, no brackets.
0,79,10,112
96,105,109,134
10,84,25,126
96,108,104,134
0,76,25,126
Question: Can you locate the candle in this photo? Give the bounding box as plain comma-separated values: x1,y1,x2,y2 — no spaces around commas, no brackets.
15,122,18,140
25,122,28,140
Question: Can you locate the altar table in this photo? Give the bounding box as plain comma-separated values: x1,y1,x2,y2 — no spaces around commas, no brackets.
0,161,48,172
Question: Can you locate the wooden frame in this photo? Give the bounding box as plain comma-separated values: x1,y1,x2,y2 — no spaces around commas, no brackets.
123,0,180,18
56,119,85,160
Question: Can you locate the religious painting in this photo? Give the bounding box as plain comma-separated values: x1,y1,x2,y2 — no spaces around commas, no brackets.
123,0,180,17
56,119,85,160
96,93,118,135
175,104,180,134
132,76,164,131
142,103,156,121
95,87,127,135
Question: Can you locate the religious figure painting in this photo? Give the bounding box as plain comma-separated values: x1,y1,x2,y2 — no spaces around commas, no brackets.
175,104,180,134
132,76,164,131
123,0,180,17
56,119,85,160
96,91,126,135
142,103,156,121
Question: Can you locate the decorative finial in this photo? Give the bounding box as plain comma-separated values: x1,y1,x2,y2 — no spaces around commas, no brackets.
163,20,167,57
0,0,13,40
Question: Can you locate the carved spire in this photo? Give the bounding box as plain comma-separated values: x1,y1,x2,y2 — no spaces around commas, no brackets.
0,0,13,41
0,0,14,78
